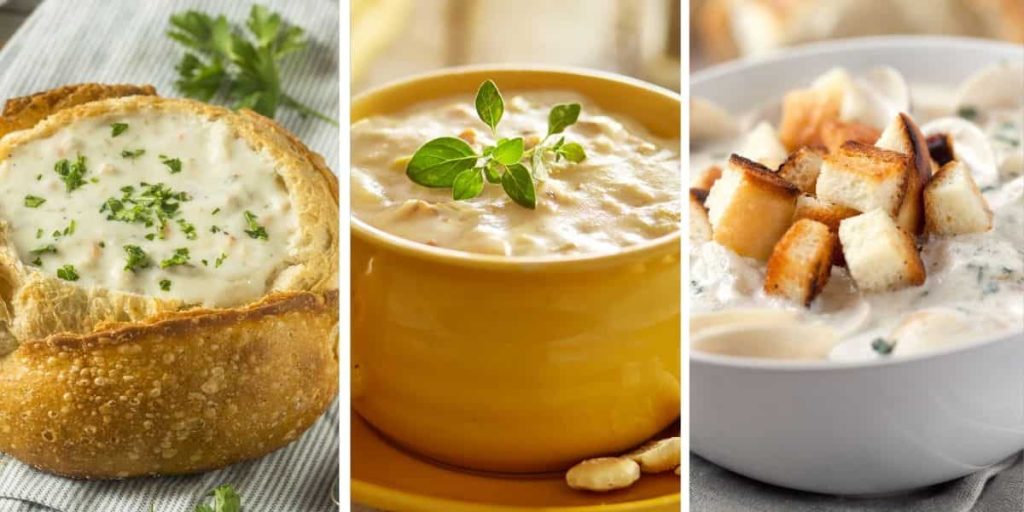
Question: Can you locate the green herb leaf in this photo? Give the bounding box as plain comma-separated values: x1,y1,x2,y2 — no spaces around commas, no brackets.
501,163,536,209
492,137,524,165
956,106,978,121
177,219,198,240
160,155,183,173
215,252,227,268
484,160,503,184
160,247,191,268
547,103,581,136
56,264,79,281
871,338,895,355
111,123,129,137
54,155,88,192
122,149,146,159
452,168,485,200
475,80,503,133
30,244,57,255
123,245,151,272
24,195,46,208
160,279,172,291
557,142,586,163
62,219,77,237
406,137,478,187
193,484,241,512
243,211,268,240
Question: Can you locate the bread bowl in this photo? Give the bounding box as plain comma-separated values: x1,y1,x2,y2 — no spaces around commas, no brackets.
0,84,339,478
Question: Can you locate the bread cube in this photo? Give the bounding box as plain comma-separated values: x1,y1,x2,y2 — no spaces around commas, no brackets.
690,189,713,244
777,145,825,194
924,160,993,235
737,121,789,169
816,141,909,217
838,209,926,292
876,113,932,234
793,194,859,264
764,219,836,306
691,164,722,191
820,119,881,153
705,155,800,261
778,69,849,151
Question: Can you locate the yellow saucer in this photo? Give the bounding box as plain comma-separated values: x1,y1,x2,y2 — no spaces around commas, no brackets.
352,414,681,511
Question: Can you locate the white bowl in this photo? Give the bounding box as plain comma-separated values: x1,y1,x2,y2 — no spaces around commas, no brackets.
690,36,1024,496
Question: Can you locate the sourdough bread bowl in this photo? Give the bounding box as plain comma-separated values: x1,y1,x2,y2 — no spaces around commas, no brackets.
0,84,339,478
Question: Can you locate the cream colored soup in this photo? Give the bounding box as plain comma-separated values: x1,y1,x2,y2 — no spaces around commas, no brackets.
0,112,297,307
351,92,680,257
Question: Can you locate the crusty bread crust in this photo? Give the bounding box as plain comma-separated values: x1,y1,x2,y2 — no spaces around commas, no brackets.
764,219,835,306
820,119,880,154
777,145,825,194
875,113,931,235
0,85,339,478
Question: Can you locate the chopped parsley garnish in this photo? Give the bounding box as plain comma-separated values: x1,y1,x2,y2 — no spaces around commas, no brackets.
54,155,88,192
215,252,227,268
123,245,151,272
31,257,41,266
99,241,106,248
871,338,895,356
35,228,43,239
956,106,978,120
61,219,76,237
111,123,129,137
24,195,45,208
243,211,268,240
30,244,57,255
35,174,42,181
159,155,183,173
210,225,221,234
177,219,197,240
56,264,79,281
159,279,171,291
211,207,221,215
160,247,191,268
201,259,209,266
101,182,191,240
121,148,146,159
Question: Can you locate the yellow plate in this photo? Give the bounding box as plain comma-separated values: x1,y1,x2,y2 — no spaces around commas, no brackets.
352,414,681,511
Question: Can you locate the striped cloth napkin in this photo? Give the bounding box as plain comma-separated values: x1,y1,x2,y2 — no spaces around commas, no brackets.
0,0,339,511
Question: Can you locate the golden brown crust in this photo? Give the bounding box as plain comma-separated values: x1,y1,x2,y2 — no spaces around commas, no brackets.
728,154,800,197
820,120,880,154
0,83,156,140
764,219,835,306
0,85,339,478
0,291,338,478
777,145,825,194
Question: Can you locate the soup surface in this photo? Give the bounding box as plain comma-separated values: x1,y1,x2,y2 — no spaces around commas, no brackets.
0,111,297,307
351,92,681,257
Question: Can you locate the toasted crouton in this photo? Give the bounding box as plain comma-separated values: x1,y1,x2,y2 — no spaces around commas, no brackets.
875,113,932,235
839,209,926,292
924,160,993,235
820,119,881,153
764,219,836,306
793,194,859,264
692,165,723,191
690,190,713,244
705,155,800,260
816,141,909,217
778,69,849,151
777,146,825,194
738,121,789,169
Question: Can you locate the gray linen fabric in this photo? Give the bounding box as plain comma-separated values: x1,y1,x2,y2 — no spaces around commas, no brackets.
0,0,339,510
692,452,1023,512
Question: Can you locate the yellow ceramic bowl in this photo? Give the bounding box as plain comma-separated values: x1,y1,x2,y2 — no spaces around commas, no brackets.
351,66,680,473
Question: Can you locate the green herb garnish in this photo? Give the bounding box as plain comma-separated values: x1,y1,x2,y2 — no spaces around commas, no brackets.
211,207,221,215
159,279,172,291
24,195,45,208
243,211,268,240
871,338,895,356
193,484,241,512
956,106,978,120
101,183,191,240
123,245,151,272
159,155,183,173
215,252,227,268
56,264,79,281
160,247,191,268
111,123,129,137
122,148,146,159
61,219,76,237
54,155,88,192
30,244,57,256
168,6,337,126
177,219,197,239
35,228,43,239
405,80,586,208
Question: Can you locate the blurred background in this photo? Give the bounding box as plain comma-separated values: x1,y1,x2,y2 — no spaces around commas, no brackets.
352,0,680,93
690,0,1023,69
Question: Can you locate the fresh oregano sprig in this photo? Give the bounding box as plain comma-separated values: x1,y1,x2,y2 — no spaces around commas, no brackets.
405,80,587,209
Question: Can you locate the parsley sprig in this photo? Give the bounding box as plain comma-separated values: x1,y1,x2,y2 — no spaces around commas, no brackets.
193,484,241,512
405,80,587,209
168,5,337,126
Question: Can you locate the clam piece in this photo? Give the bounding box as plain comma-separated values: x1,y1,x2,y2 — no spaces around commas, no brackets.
692,321,838,361
691,96,741,145
691,308,798,334
956,63,1024,112
921,117,999,188
841,66,911,129
890,308,994,357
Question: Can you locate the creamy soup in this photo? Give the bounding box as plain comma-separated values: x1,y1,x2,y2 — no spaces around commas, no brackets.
0,112,297,307
351,92,680,257
691,66,1024,361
